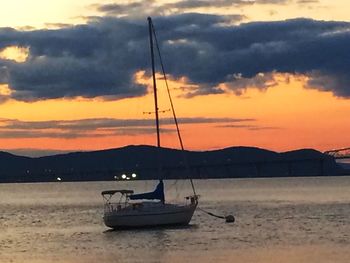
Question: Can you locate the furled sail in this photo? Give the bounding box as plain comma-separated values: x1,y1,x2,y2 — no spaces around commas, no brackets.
129,180,165,203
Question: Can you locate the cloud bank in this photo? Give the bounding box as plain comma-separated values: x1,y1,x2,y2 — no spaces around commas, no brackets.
0,117,255,138
0,14,350,101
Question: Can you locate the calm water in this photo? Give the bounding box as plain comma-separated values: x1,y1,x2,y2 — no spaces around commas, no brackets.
1,177,350,263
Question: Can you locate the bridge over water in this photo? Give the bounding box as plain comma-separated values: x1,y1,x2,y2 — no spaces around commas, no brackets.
324,147,350,160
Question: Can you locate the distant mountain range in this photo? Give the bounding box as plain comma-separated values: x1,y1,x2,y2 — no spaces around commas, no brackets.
0,145,347,183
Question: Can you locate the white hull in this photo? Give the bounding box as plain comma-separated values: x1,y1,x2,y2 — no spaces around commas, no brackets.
103,202,197,229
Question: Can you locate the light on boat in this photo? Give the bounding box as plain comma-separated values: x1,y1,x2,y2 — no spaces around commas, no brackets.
57,177,62,181
121,174,127,179
131,173,137,178
114,175,118,180
126,177,130,180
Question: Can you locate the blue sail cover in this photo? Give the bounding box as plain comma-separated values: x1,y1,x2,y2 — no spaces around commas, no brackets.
130,180,165,203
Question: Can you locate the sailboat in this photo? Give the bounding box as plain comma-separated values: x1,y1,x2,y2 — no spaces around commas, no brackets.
101,17,198,229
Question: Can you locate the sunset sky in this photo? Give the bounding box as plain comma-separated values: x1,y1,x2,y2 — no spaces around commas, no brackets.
0,0,349,156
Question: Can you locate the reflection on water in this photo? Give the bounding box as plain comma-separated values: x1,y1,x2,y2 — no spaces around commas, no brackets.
0,177,350,263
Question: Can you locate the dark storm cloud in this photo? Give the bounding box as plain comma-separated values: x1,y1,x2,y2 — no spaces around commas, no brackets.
0,14,350,100
0,117,253,138
152,16,350,97
0,65,9,83
0,18,151,101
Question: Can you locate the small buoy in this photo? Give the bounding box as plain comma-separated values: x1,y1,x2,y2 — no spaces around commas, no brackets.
225,215,235,223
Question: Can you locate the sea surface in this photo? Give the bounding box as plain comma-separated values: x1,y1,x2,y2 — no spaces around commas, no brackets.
1,177,350,263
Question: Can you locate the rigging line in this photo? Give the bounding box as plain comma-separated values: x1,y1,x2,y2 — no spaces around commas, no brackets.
150,20,197,196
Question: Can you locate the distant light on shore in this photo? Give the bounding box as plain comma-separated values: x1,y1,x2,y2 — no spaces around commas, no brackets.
119,173,137,180
57,177,62,181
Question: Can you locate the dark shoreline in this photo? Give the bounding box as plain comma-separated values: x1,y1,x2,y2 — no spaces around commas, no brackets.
0,145,346,183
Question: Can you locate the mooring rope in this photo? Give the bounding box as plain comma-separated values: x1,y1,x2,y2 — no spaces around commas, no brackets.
197,207,235,223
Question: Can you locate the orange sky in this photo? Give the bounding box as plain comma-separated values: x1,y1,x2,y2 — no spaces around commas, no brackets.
0,72,349,153
0,1,349,155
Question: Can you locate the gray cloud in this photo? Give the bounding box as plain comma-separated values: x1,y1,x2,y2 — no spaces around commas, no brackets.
0,18,151,101
222,73,279,95
0,14,350,100
0,127,174,139
297,0,319,4
218,124,281,130
0,130,95,139
4,148,73,157
307,70,350,97
254,0,291,3
0,117,254,138
96,0,291,17
0,117,254,130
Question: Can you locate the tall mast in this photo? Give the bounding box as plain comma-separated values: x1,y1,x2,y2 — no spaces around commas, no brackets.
148,17,160,148
149,17,197,197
